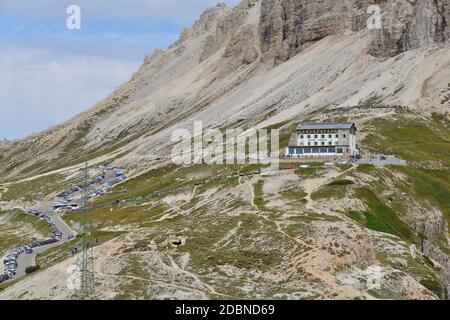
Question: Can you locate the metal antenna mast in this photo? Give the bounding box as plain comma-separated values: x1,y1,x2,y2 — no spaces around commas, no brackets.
77,159,95,296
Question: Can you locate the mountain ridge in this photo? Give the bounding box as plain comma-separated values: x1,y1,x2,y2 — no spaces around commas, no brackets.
0,0,448,181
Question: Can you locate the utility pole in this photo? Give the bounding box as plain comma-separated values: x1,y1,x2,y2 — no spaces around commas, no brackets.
76,159,95,296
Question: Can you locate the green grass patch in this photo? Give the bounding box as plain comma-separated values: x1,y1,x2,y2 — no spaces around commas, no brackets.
347,211,366,224
355,188,415,241
96,164,253,206
311,185,349,201
300,162,326,167
278,162,301,170
64,204,167,230
295,167,322,178
25,265,40,274
362,115,450,166
1,173,72,201
337,164,353,171
239,163,266,174
394,166,450,226
96,164,179,204
360,94,383,106
311,180,354,200
363,212,393,235
326,179,354,186
281,186,307,203
253,180,268,210
420,278,443,298
356,163,376,173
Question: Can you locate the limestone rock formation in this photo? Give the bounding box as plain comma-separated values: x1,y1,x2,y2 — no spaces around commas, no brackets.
1,0,449,182
259,0,449,64
369,0,450,57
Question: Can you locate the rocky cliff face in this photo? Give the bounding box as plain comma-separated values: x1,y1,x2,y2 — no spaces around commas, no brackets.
259,0,449,64
369,0,450,57
415,208,450,299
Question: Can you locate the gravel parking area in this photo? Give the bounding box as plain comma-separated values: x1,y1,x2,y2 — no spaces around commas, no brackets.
358,154,407,166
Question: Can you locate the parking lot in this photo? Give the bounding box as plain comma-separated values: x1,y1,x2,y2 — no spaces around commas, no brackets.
53,166,127,213
358,154,407,166
0,209,63,283
0,165,127,284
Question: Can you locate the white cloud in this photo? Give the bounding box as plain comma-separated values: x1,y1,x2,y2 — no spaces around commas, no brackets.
0,0,240,25
0,0,241,139
0,41,140,140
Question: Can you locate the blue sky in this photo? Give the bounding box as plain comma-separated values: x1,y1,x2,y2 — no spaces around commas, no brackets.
0,0,239,140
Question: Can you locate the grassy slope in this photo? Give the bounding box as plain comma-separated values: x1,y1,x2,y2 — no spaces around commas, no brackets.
0,210,52,257
305,109,449,298
56,156,435,298
312,110,449,237
362,111,450,225
60,165,306,298
355,187,415,241
35,230,122,271
0,173,73,202
72,109,446,290
2,108,447,298
362,112,450,165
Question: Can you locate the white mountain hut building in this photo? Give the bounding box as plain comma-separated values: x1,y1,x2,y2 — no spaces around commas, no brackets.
285,122,358,158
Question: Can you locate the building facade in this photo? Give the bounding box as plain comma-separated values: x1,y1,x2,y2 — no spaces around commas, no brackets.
285,122,358,158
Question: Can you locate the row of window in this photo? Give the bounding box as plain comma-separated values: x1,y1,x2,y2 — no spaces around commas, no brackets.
288,147,344,155
299,130,338,134
300,134,346,139
301,141,335,146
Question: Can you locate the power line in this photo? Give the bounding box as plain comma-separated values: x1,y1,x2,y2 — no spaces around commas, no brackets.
76,159,95,296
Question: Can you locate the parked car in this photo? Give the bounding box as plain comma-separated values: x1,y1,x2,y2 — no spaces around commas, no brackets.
3,257,16,265
299,165,311,169
5,264,17,274
5,268,16,276
0,273,9,282
6,252,18,259
5,260,17,267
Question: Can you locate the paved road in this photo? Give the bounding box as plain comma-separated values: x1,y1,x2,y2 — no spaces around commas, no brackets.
2,168,124,284
3,203,77,280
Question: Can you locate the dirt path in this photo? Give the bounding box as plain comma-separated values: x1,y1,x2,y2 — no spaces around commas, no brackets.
247,176,314,249
97,271,211,299
163,254,234,298
303,165,355,209
92,233,224,299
